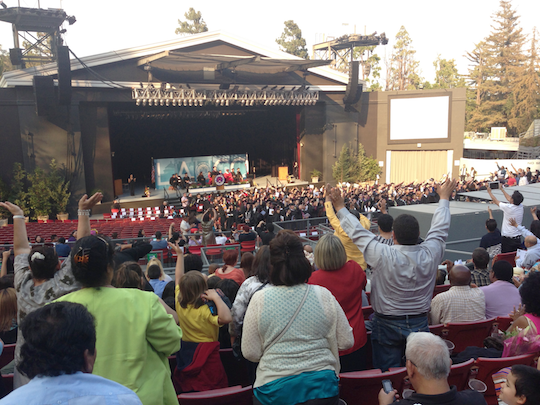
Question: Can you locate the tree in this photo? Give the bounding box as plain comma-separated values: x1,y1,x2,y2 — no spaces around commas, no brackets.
465,41,489,131
508,28,540,134
0,44,12,76
467,0,527,135
276,20,309,59
332,143,379,183
175,8,208,35
386,26,422,90
353,46,382,91
22,33,55,68
431,56,466,89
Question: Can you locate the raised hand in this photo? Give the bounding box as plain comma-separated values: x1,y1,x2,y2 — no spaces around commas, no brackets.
509,218,518,228
78,192,103,210
0,202,24,217
329,186,345,212
436,178,457,200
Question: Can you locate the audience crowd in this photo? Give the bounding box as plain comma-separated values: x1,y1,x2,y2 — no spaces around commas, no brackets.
1,165,540,405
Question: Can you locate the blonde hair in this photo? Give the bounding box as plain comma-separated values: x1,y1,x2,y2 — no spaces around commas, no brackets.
147,257,166,280
314,234,347,271
0,288,17,332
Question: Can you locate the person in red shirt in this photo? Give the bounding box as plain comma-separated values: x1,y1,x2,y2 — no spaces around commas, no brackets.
308,234,368,372
224,169,234,183
507,172,517,186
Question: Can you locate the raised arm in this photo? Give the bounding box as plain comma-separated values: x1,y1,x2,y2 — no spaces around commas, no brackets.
488,206,494,220
0,249,11,278
500,186,513,203
531,206,538,221
486,186,501,206
169,241,184,286
77,193,103,239
0,202,30,256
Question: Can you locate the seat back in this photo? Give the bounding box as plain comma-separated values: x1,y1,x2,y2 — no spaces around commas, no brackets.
362,306,374,321
448,358,474,391
476,353,536,405
240,240,256,252
493,252,516,267
494,316,513,332
442,318,496,353
177,385,253,405
433,284,451,298
429,324,444,336
339,367,406,405
0,344,16,369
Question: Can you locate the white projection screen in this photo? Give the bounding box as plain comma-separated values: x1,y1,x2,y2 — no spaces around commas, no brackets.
389,96,450,140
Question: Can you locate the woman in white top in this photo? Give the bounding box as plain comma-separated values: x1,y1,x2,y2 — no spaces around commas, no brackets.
242,232,353,405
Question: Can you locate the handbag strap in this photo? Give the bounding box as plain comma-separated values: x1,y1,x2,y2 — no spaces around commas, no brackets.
265,284,311,352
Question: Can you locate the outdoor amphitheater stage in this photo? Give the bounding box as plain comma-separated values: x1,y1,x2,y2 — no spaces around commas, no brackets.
92,176,310,215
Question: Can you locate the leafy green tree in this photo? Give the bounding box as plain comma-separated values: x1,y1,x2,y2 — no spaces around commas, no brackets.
48,159,71,215
276,20,309,59
28,167,52,219
468,0,527,135
465,41,489,131
353,46,382,91
175,8,208,35
332,144,379,183
431,56,466,89
508,29,540,134
11,163,30,217
386,26,422,90
22,33,55,68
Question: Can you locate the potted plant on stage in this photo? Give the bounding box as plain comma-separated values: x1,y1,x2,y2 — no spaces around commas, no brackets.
11,163,31,222
49,160,71,220
310,169,322,183
28,167,52,221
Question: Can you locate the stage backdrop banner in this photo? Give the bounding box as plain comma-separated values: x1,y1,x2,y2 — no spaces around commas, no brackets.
155,154,249,189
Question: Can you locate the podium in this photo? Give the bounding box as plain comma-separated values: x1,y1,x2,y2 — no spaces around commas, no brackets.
278,166,288,183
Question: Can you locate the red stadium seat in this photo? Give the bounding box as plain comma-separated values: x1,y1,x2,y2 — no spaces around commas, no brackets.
448,358,474,391
177,385,252,405
188,245,202,256
433,284,451,298
494,316,513,332
493,252,516,267
429,324,445,336
441,318,496,353
475,354,536,405
362,306,374,321
339,367,406,405
240,240,256,253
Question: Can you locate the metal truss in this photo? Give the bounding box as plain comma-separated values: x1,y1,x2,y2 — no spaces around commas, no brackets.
132,86,319,107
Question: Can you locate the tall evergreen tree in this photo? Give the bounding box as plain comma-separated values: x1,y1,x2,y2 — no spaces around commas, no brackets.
465,41,489,131
508,28,540,134
353,46,382,91
386,26,422,90
468,0,527,135
332,144,379,183
175,8,208,35
276,20,309,59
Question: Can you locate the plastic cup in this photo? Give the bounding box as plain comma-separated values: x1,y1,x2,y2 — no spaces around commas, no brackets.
443,339,455,355
468,379,488,393
402,389,415,399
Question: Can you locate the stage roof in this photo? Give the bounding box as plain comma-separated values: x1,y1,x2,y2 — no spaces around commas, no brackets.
0,30,351,89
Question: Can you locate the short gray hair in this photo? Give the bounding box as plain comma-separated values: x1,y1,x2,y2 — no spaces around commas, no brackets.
314,234,347,271
405,332,451,380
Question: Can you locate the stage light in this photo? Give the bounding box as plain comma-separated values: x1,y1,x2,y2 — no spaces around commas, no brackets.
189,100,193,106
136,99,140,106
160,100,164,106
66,15,77,25
166,100,169,106
183,99,188,106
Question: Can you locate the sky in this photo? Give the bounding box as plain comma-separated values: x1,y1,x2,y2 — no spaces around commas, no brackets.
0,0,539,83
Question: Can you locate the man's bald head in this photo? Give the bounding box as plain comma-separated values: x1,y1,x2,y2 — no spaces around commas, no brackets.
449,264,471,286
525,235,537,248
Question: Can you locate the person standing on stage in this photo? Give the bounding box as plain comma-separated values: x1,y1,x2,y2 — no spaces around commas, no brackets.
128,174,136,196
182,173,191,192
235,168,243,182
486,185,524,253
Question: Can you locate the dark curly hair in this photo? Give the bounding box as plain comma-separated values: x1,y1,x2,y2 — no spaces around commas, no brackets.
251,245,271,282
184,254,203,272
28,246,58,280
520,271,540,317
71,236,114,287
269,232,312,286
18,302,96,378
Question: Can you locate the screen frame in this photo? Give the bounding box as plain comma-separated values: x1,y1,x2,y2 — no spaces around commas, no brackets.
387,92,452,145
